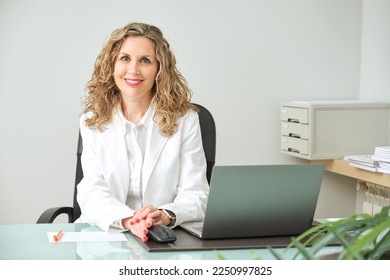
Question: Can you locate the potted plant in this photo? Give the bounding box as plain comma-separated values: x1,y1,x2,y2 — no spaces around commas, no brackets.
268,206,390,260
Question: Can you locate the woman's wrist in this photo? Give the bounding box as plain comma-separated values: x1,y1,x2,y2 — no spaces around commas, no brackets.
160,209,176,227
121,217,132,228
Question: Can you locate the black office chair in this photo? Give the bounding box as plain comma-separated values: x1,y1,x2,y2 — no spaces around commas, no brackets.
37,103,216,223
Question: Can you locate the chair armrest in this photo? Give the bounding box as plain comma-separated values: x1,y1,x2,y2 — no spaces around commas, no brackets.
37,207,74,223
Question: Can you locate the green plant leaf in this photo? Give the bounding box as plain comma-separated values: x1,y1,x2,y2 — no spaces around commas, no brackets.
267,246,285,260
290,237,316,259
250,250,262,260
330,227,364,260
344,218,390,260
369,228,390,259
214,250,226,260
264,206,390,260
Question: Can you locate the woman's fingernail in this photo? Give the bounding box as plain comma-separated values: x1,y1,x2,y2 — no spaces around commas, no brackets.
135,219,140,223
143,236,148,242
143,229,148,234
130,221,134,225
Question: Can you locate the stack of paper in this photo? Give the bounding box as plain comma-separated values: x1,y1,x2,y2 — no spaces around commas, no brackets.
372,146,390,174
344,155,379,172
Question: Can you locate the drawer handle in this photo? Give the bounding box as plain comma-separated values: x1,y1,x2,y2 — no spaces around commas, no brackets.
288,133,301,138
287,118,300,123
288,148,300,153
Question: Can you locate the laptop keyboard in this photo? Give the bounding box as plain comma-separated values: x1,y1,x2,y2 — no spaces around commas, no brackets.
195,226,203,232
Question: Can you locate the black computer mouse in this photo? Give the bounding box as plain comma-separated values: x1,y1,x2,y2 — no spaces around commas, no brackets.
147,225,177,243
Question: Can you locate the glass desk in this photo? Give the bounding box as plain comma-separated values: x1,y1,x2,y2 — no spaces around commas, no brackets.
0,223,340,260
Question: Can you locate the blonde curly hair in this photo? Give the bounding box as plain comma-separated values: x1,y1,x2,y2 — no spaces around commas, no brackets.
82,22,197,136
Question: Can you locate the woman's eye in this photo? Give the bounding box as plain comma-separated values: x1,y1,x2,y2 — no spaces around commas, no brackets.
120,55,130,61
141,57,151,64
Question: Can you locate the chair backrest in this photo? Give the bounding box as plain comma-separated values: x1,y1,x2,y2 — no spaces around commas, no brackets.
192,103,216,183
71,103,216,222
72,132,83,222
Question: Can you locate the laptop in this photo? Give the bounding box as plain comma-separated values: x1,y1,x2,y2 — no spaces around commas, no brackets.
180,164,324,239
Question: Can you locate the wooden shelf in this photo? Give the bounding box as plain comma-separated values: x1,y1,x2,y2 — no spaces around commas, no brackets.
311,159,390,188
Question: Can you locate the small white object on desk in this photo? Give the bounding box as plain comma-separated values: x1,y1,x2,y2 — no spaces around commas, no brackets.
47,231,128,243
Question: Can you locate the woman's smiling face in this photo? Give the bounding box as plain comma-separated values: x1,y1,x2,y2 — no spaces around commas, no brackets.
113,36,159,102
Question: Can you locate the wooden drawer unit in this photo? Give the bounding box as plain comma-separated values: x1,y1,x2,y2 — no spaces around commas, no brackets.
281,100,390,160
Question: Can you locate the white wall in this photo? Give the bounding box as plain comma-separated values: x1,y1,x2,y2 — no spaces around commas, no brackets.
0,0,364,224
360,0,390,100
354,0,390,212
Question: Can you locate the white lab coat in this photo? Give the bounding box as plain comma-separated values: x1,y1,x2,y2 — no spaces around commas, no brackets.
76,106,209,231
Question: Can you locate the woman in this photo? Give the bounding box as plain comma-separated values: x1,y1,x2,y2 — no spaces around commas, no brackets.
76,22,209,242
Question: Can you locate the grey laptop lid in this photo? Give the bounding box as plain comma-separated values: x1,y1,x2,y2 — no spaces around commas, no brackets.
182,164,324,239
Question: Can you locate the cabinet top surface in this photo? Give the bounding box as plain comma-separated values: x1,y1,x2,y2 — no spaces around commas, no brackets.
282,100,390,109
